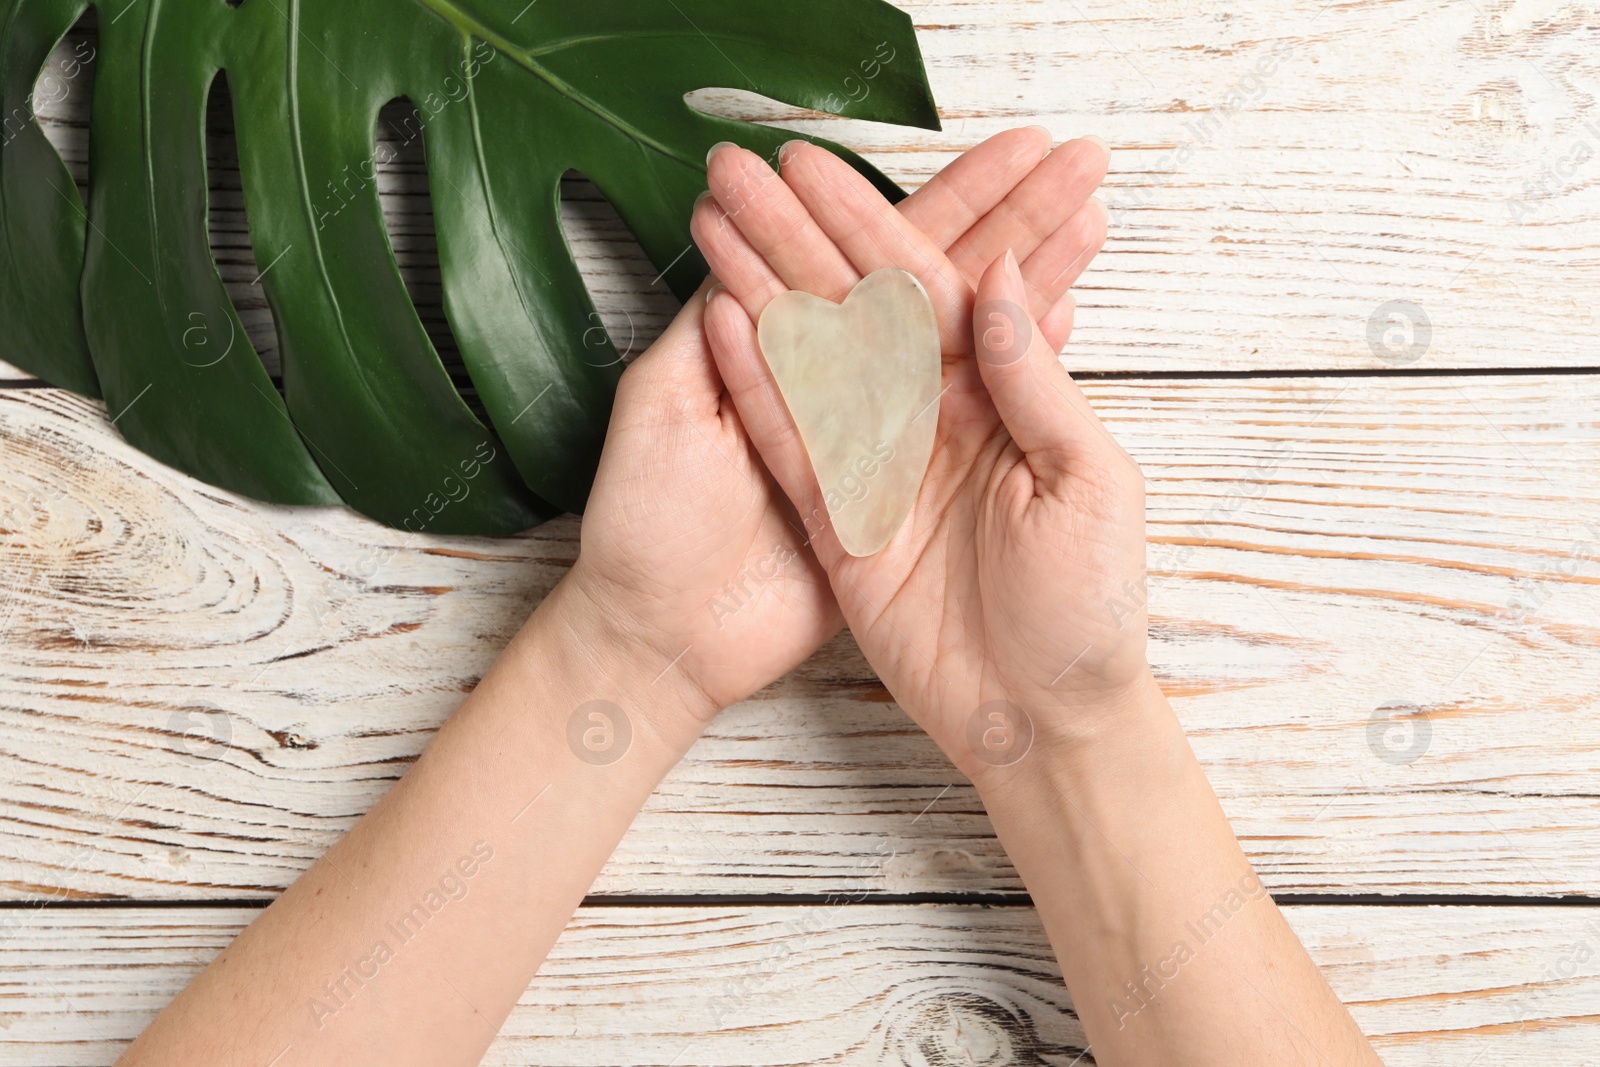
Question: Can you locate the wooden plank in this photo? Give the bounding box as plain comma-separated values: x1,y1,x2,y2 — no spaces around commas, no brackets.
2,904,1597,1065
893,0,1600,372
18,2,1597,380
3,376,1599,900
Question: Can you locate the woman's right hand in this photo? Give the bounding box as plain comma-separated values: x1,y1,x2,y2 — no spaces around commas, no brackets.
694,138,1151,782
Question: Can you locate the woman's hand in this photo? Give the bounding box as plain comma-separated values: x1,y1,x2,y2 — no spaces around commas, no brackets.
693,137,1143,779
567,128,1112,741
694,139,1387,1067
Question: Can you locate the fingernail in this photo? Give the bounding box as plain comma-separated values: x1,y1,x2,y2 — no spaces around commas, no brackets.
778,139,808,169
705,283,726,305
694,189,713,207
1003,247,1022,287
1026,124,1053,146
1080,133,1111,160
706,141,736,167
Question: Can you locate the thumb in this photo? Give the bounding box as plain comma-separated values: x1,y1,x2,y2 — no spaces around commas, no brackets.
701,285,846,566
620,277,725,418
973,249,1112,484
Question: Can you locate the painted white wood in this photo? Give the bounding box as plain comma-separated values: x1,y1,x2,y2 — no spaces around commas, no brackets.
4,376,1598,900
1,904,1596,1065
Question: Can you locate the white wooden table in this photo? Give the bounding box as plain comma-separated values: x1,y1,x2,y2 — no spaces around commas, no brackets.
5,1,1600,1062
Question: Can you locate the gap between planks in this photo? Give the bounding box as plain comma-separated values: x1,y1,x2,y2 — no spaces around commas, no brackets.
12,892,1600,911
17,365,1600,389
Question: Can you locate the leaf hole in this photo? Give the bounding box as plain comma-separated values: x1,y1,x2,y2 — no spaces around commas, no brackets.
684,87,804,124
373,98,488,419
558,171,679,360
683,87,881,150
204,70,282,389
28,5,98,204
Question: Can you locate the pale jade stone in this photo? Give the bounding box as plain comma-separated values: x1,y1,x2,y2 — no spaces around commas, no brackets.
757,268,942,557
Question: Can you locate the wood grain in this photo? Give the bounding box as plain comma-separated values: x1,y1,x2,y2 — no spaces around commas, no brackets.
4,376,1599,901
2,904,1597,1065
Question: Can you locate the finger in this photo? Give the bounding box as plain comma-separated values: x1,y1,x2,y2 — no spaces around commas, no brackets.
705,143,858,311
946,136,1109,279
899,130,1106,330
620,276,724,417
701,286,846,565
974,250,1114,484
1021,196,1108,302
896,127,1053,250
1038,292,1076,355
778,140,973,354
690,193,787,311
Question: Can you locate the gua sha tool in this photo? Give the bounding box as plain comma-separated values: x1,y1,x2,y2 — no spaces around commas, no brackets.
756,268,943,557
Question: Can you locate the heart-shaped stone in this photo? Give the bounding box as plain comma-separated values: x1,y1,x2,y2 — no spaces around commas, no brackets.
757,268,942,556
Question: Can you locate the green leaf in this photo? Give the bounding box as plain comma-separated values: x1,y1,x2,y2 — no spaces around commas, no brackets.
0,0,99,397
1,0,938,534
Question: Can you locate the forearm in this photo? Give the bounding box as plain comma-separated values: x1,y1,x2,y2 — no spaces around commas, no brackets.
118,575,711,1067
978,673,1381,1066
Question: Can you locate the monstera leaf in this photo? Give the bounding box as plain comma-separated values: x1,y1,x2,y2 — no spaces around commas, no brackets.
0,0,938,533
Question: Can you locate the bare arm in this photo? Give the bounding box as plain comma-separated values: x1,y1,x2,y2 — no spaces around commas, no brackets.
980,675,1380,1063
118,577,711,1067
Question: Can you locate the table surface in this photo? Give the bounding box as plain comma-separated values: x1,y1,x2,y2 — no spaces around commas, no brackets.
4,1,1600,1063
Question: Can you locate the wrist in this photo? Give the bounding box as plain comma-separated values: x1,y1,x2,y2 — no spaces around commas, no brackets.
1035,664,1173,759
956,666,1180,797
511,571,721,756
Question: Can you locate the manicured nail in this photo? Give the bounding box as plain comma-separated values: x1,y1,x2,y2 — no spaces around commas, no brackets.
705,283,726,305
706,141,736,167
1026,124,1053,145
